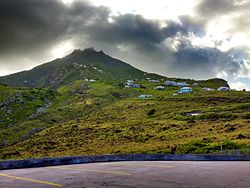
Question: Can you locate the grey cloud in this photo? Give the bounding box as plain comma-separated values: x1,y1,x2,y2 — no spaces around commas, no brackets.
0,0,109,56
196,0,250,35
0,0,67,55
196,0,238,18
0,0,247,81
84,14,190,45
172,45,241,78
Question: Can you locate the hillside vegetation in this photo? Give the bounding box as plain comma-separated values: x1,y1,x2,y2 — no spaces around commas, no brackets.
0,49,249,160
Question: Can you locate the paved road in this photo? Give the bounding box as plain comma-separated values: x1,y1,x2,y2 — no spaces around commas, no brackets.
0,161,250,188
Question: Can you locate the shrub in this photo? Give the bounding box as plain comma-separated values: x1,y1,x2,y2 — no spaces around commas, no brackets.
147,109,156,116
197,113,237,120
238,104,250,110
243,113,250,119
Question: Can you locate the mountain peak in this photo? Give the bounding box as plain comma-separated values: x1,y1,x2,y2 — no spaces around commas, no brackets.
70,47,106,57
83,47,96,52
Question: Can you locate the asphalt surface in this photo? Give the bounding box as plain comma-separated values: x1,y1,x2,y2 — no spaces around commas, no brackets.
0,161,249,188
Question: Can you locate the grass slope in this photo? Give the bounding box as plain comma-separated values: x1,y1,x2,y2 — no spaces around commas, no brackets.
0,79,249,160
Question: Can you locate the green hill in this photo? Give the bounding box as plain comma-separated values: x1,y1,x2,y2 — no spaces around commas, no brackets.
0,48,249,160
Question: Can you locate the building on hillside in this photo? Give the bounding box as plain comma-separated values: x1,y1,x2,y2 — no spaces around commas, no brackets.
125,80,141,88
154,86,165,90
165,81,189,87
165,81,176,86
217,86,230,91
193,83,199,86
89,79,96,82
178,87,193,94
127,80,134,84
148,79,160,83
138,94,152,99
203,87,215,91
175,82,189,87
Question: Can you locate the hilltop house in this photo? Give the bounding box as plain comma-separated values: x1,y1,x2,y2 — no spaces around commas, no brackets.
138,94,152,99
178,87,193,94
165,81,189,87
154,86,165,90
165,81,176,86
203,87,215,91
193,83,199,86
175,82,189,87
125,80,141,88
217,86,230,91
148,79,160,83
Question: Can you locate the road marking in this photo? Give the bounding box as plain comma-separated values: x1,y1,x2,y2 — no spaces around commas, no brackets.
109,163,175,169
0,173,63,187
48,166,131,176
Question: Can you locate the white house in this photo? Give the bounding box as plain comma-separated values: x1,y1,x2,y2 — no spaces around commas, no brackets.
127,80,134,83
193,83,199,86
154,86,165,90
148,79,160,83
125,80,141,88
165,81,176,86
203,87,215,91
217,86,230,91
89,79,96,82
175,82,189,87
178,87,193,94
165,81,189,87
138,94,152,99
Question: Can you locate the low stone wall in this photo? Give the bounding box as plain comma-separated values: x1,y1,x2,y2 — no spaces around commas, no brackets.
1,154,250,170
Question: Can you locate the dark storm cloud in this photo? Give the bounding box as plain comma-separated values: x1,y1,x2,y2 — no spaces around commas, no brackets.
0,0,246,80
0,0,205,56
0,0,67,54
0,0,109,55
82,13,207,61
84,14,194,48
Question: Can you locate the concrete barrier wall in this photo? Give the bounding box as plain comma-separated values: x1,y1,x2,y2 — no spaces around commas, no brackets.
0,154,250,170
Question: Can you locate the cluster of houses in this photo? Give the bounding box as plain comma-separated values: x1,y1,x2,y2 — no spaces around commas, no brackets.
124,79,231,99
72,63,103,74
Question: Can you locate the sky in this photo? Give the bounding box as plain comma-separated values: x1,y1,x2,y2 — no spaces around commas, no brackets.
0,0,250,90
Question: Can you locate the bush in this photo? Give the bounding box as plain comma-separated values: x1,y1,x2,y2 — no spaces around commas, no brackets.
175,140,245,154
238,104,250,110
197,113,237,120
243,113,250,119
147,109,156,116
176,140,208,154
